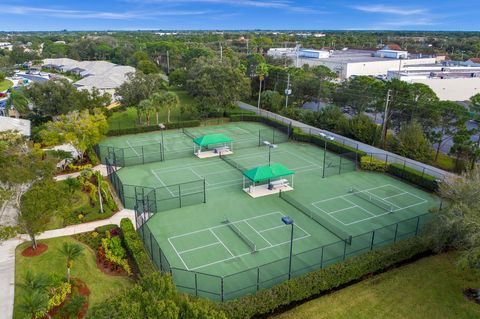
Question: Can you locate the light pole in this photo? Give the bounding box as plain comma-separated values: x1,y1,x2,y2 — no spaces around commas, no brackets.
262,141,278,165
319,133,334,178
159,123,165,161
281,216,294,279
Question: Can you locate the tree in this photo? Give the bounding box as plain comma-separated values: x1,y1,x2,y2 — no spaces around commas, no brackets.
255,63,269,110
88,272,227,319
39,109,108,159
137,59,159,74
137,99,155,126
151,91,179,123
0,132,56,226
185,57,250,113
17,271,51,292
59,242,84,283
427,101,468,161
169,69,187,87
334,76,385,116
430,168,480,275
450,126,477,171
469,93,480,167
18,290,49,319
116,72,167,108
18,180,66,250
260,90,284,112
391,121,433,163
6,89,30,116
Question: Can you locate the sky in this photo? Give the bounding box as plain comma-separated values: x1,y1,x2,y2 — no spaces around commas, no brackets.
0,0,478,31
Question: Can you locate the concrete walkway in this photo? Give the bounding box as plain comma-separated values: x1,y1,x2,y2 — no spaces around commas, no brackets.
0,209,135,319
54,164,109,181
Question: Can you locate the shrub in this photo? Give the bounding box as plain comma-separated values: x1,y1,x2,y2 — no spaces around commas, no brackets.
100,235,132,275
47,282,72,311
120,218,156,276
360,156,387,172
219,236,430,319
59,294,86,319
107,120,201,136
66,163,92,172
86,147,99,166
387,163,439,192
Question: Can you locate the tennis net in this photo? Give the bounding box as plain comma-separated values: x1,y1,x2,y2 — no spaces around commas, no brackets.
224,219,257,252
220,154,247,173
182,128,196,139
350,188,393,212
280,191,352,244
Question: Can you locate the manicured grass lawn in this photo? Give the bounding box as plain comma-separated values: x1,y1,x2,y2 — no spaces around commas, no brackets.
0,79,13,91
107,88,196,130
14,236,134,318
273,252,480,319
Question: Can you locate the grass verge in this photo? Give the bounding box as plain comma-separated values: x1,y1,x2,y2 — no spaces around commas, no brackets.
14,236,134,318
273,252,480,319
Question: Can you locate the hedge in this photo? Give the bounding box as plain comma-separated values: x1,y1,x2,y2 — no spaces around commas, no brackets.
107,120,201,136
387,163,439,192
120,218,156,276
218,236,431,319
292,128,367,159
360,156,387,172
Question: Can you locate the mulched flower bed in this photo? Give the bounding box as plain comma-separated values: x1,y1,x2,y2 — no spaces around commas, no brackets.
75,278,91,319
21,243,48,257
96,246,129,277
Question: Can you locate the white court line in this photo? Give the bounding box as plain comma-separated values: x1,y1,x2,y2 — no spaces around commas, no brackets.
210,229,235,257
364,190,401,209
382,192,408,200
387,184,429,202
167,237,190,270
189,168,206,182
126,140,140,156
151,170,176,197
244,220,273,246
326,205,357,215
343,197,377,217
312,185,392,205
178,242,221,254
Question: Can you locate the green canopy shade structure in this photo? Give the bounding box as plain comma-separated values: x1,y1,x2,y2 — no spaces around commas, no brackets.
193,133,234,158
243,163,294,182
193,134,232,147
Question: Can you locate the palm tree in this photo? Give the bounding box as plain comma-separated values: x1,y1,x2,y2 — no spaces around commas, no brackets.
18,290,50,319
138,99,155,126
17,270,51,292
58,242,84,283
255,63,269,111
152,91,179,123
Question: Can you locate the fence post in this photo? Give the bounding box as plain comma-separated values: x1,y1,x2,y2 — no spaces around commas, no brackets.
194,273,198,296
370,230,376,250
221,277,224,302
142,146,145,165
393,223,399,243
256,267,260,292
203,179,207,203
338,156,342,175
342,240,347,260
320,246,324,269
158,246,163,272
149,232,154,258
415,216,421,235
178,184,182,207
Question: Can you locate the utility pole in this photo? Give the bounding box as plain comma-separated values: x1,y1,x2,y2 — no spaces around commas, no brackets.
381,90,392,148
166,50,170,74
285,73,291,108
220,43,223,62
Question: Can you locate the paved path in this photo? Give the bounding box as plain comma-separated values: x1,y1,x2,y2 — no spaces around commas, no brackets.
236,101,455,180
54,164,110,181
0,209,135,319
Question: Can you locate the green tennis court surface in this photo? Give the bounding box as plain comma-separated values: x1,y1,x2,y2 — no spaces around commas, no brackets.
101,122,440,300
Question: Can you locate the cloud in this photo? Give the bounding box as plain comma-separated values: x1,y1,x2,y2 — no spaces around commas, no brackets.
352,4,427,16
1,5,210,20
127,0,324,14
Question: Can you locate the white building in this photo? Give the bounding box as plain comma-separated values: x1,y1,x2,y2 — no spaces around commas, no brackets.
0,42,13,51
267,45,439,80
387,66,480,101
42,58,136,101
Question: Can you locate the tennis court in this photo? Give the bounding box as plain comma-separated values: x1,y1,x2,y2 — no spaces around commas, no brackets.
102,121,441,301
